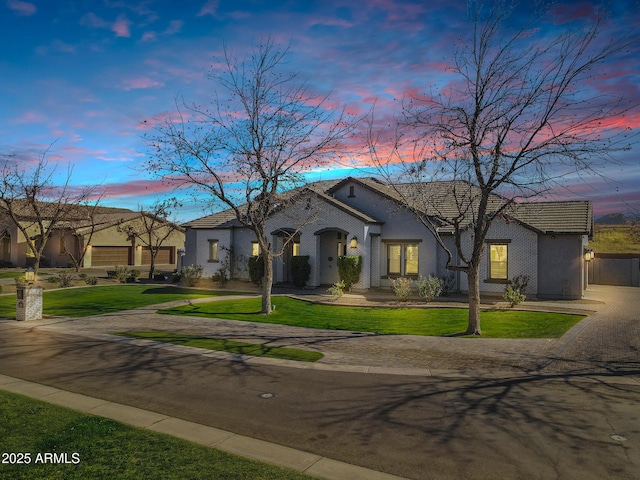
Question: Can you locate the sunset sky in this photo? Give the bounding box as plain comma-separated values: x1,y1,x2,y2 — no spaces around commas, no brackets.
2,0,639,221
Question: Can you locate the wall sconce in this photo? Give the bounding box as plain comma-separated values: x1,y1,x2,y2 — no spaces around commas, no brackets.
350,237,358,249
583,249,594,261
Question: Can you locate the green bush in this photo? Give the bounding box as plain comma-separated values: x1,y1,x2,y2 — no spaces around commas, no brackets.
504,286,526,307
248,256,265,285
390,277,413,301
180,264,203,287
212,268,228,288
416,275,442,302
85,276,98,285
439,270,456,296
337,255,361,291
326,281,345,300
57,272,75,288
290,256,311,288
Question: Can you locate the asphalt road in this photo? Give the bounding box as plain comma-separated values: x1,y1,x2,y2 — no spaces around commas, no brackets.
1,318,639,480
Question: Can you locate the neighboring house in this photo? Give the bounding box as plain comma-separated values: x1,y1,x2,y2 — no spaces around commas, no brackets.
183,177,594,300
0,204,185,269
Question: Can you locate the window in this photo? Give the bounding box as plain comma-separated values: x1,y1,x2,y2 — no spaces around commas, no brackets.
292,241,300,256
488,243,508,280
348,185,355,197
59,238,66,255
251,242,260,257
405,244,419,275
387,243,419,276
208,239,218,262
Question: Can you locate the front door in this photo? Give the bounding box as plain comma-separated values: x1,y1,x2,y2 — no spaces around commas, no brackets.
319,231,345,285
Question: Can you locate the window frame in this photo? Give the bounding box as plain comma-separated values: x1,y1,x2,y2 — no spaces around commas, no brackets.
486,240,510,282
385,241,419,277
208,239,219,263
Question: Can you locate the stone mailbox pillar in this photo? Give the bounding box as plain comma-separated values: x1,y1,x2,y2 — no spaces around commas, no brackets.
16,284,43,321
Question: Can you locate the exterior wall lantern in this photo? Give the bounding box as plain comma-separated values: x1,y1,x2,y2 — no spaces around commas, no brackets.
24,268,35,284
583,249,594,261
350,237,358,249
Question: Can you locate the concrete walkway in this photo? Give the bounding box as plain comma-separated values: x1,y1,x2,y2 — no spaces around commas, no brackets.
1,284,638,479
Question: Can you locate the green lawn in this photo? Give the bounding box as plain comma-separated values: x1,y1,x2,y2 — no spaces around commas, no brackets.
117,331,323,362
0,285,242,318
0,390,313,480
160,297,585,338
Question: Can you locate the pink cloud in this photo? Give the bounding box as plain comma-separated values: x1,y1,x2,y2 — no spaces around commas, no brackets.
197,0,218,17
165,20,183,35
102,178,180,198
141,31,157,42
120,77,164,91
112,14,132,37
7,0,36,16
15,111,47,124
80,12,110,29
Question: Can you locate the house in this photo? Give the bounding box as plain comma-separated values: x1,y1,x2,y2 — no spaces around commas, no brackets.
0,203,185,269
182,177,594,300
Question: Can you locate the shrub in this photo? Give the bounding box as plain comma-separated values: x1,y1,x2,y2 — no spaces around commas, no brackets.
85,276,98,285
47,275,59,284
416,275,442,302
180,264,203,287
290,256,311,288
439,271,456,296
326,280,345,300
129,269,141,279
15,276,28,286
248,256,265,285
390,277,413,301
508,275,529,295
212,268,228,288
504,286,526,307
78,273,88,280
171,270,182,283
106,270,117,279
114,266,130,283
57,272,75,288
337,255,361,291
153,273,167,281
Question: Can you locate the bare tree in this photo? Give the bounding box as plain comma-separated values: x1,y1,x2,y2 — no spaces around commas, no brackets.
369,1,638,334
117,198,184,279
0,147,97,276
61,195,105,272
146,38,351,313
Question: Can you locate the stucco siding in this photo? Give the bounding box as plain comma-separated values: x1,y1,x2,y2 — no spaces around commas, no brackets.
459,219,538,295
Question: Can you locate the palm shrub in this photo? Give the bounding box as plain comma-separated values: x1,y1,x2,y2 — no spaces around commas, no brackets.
416,275,442,302
290,255,311,288
337,255,361,291
326,280,345,301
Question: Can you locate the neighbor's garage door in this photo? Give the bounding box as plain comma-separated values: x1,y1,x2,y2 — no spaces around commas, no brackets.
141,246,173,265
91,246,131,266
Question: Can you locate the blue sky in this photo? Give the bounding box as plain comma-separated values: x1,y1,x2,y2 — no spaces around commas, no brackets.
2,0,639,221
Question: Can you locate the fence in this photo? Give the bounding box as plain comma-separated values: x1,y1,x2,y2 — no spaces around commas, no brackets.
588,253,640,287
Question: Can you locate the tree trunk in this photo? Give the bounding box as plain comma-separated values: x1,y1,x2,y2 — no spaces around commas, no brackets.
465,265,482,335
148,253,156,279
261,252,273,314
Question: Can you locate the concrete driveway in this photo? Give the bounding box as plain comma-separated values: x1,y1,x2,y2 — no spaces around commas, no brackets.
0,284,638,479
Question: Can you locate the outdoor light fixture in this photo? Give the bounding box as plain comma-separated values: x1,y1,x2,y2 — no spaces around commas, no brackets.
583,249,594,261
350,237,358,249
24,268,35,283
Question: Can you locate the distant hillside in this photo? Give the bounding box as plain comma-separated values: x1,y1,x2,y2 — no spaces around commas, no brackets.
595,213,637,225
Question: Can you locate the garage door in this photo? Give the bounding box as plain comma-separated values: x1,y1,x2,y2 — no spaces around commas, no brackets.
91,246,131,266
141,246,173,265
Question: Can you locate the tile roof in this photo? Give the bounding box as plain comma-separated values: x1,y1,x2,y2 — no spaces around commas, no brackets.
183,176,592,236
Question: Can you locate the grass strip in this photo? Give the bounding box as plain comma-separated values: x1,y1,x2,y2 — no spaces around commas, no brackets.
0,390,314,479
159,297,585,338
117,331,323,362
0,285,243,318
